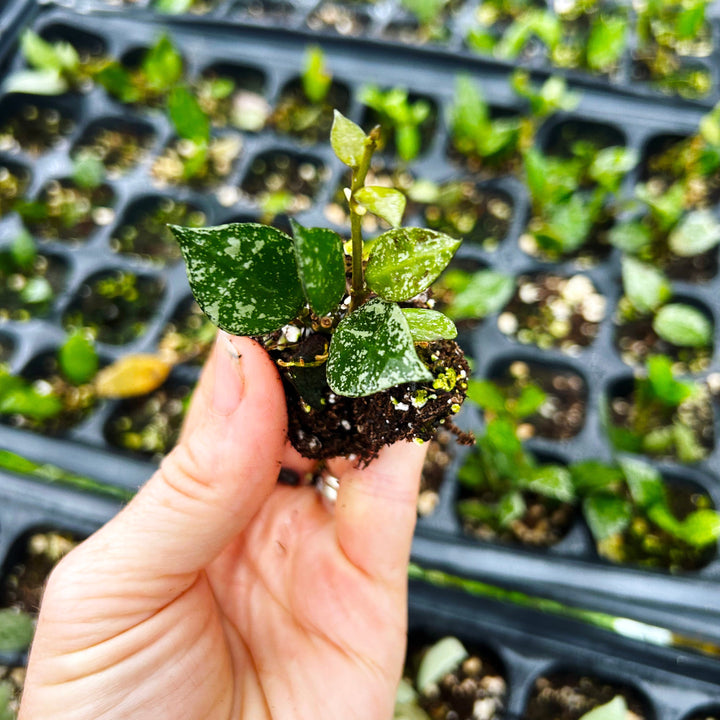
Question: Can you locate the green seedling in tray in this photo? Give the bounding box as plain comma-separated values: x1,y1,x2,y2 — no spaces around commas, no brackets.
172,110,470,461
606,354,713,464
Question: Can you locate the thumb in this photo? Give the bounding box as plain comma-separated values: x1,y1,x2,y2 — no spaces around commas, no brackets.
87,333,288,586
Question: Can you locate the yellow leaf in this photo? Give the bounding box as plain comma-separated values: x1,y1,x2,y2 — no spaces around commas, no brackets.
95,355,173,398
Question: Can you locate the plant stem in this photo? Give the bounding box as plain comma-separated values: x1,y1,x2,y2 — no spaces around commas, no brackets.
348,126,381,312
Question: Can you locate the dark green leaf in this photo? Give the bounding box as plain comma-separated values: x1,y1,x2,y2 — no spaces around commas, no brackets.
330,110,367,168
366,228,461,301
95,63,139,103
326,298,432,397
523,465,574,502
619,457,665,509
466,379,506,414
401,308,457,342
653,304,713,347
168,85,210,142
669,210,720,257
171,222,305,335
583,494,632,542
443,270,514,321
354,186,406,227
621,256,671,313
570,460,623,494
290,220,346,317
0,608,34,653
59,332,98,385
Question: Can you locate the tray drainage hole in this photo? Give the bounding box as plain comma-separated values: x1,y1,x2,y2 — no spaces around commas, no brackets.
0,333,15,364
19,178,116,245
306,2,372,36
486,357,587,441
325,159,416,232
614,294,714,373
499,273,604,355
63,270,165,345
159,296,217,367
0,160,31,219
0,238,68,322
524,671,654,720
241,151,328,215
1,529,81,621
270,76,351,145
104,377,195,460
360,90,439,162
196,62,269,133
0,97,76,156
418,428,455,518
151,130,242,193
456,447,577,548
403,631,507,720
605,372,715,465
110,195,206,266
1,348,102,435
72,116,156,178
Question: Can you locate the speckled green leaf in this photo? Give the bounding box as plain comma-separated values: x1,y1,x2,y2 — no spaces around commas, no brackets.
171,222,304,335
653,303,713,348
401,308,457,342
290,220,346,317
327,298,433,397
366,228,461,302
330,110,367,168
354,186,406,227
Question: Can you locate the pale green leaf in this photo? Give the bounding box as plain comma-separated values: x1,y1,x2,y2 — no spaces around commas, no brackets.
619,457,664,508
498,490,526,527
290,220,346,317
401,308,457,342
4,69,67,95
583,495,632,542
366,228,461,301
331,110,367,168
523,465,574,502
579,696,628,720
171,223,304,335
327,298,433,397
0,608,34,652
416,637,468,693
608,222,652,253
669,210,720,257
443,270,514,321
354,186,407,227
653,304,713,347
621,256,671,313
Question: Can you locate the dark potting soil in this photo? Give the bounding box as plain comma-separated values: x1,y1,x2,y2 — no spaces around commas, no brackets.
0,532,78,615
0,252,67,322
0,102,75,156
73,119,155,177
277,338,469,463
0,162,30,218
525,672,650,720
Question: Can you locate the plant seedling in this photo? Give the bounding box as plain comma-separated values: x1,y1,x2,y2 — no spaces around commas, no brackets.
359,85,432,163
575,456,720,570
172,110,470,461
606,354,712,463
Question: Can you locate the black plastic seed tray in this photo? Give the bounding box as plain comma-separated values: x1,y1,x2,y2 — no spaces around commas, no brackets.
42,0,720,108
1,8,720,640
0,465,121,668
408,579,720,720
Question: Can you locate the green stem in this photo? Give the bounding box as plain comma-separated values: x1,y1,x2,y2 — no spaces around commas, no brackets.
348,127,381,312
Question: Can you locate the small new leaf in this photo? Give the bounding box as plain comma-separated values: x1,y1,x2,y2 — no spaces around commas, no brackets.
290,220,346,317
331,110,368,168
59,332,98,385
354,186,406,227
401,308,457,342
327,298,433,397
168,85,210,142
621,255,671,314
366,227,461,301
171,223,305,335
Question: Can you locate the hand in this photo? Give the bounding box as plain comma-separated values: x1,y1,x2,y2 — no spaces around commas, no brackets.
19,333,426,720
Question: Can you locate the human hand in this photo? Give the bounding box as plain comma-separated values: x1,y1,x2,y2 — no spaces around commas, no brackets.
19,333,426,720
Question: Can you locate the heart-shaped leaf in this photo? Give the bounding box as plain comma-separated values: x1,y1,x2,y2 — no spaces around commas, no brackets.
366,228,461,301
669,209,720,257
583,495,632,542
327,298,432,397
354,186,406,227
621,256,671,313
331,110,367,168
522,465,574,502
290,220,346,317
171,223,305,335
653,303,713,347
620,457,664,508
401,308,457,342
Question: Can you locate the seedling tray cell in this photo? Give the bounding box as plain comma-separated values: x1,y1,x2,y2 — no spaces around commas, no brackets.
2,6,720,641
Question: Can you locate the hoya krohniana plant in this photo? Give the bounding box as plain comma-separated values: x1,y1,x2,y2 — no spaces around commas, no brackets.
171,111,469,461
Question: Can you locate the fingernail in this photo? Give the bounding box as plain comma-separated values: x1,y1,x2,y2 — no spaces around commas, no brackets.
212,332,245,416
